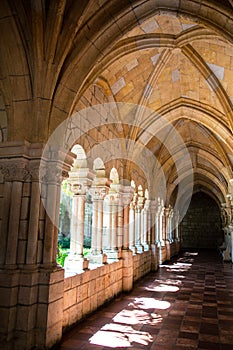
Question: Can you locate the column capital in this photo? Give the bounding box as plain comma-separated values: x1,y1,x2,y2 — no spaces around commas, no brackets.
68,167,94,195
119,185,134,206
0,162,30,182
90,185,109,200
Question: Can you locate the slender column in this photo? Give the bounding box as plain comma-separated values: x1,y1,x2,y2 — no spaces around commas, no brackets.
141,208,145,247
157,199,165,264
117,193,124,254
65,178,91,271
88,166,108,264
136,187,144,252
70,195,79,255
169,208,174,242
67,193,86,256
97,199,104,254
155,211,159,244
150,200,157,246
117,196,124,253
76,195,86,255
64,192,88,271
111,202,118,250
118,185,134,250
91,199,98,254
150,200,158,270
142,199,151,250
129,203,137,254
135,205,143,252
121,185,134,250
103,197,111,250
123,204,129,249
104,190,119,261
165,207,171,260
158,203,165,245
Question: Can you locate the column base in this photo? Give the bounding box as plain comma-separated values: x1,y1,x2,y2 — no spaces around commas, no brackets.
135,244,144,253
104,249,120,261
142,244,150,251
129,245,137,255
87,253,107,265
64,255,89,273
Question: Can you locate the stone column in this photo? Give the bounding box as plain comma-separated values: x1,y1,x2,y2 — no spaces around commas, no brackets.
120,185,134,291
91,198,98,254
155,209,159,244
64,163,93,272
165,207,171,260
64,191,87,272
150,200,158,270
136,187,144,252
0,142,74,350
88,185,108,264
158,200,165,246
97,199,104,255
135,205,143,252
117,194,124,257
142,199,151,251
129,202,137,254
157,199,165,264
104,188,120,261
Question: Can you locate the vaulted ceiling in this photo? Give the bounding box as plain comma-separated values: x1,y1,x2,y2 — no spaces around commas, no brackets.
1,0,233,213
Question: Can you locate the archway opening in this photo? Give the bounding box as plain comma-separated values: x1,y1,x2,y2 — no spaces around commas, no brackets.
180,192,223,249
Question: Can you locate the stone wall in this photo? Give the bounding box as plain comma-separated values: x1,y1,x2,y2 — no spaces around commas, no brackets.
62,250,152,333
181,192,223,249
63,260,123,331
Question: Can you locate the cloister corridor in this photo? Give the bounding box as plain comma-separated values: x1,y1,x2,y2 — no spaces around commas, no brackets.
57,250,233,350
2,1,233,349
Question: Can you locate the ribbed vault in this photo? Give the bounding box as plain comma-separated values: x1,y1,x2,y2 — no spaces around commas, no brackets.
1,0,233,213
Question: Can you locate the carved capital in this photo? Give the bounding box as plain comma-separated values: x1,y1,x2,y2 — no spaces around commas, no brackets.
90,186,108,200
0,163,30,182
69,182,85,195
41,166,63,185
105,192,119,203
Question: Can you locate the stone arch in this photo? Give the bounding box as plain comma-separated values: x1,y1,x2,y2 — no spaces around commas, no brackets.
50,1,233,128
110,167,119,184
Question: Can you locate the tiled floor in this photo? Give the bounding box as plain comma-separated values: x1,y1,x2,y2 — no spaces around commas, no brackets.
56,250,233,350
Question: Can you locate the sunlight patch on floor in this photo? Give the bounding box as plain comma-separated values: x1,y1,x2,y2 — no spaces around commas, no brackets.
113,308,163,325
89,323,153,348
129,297,171,310
147,284,179,292
88,296,167,347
